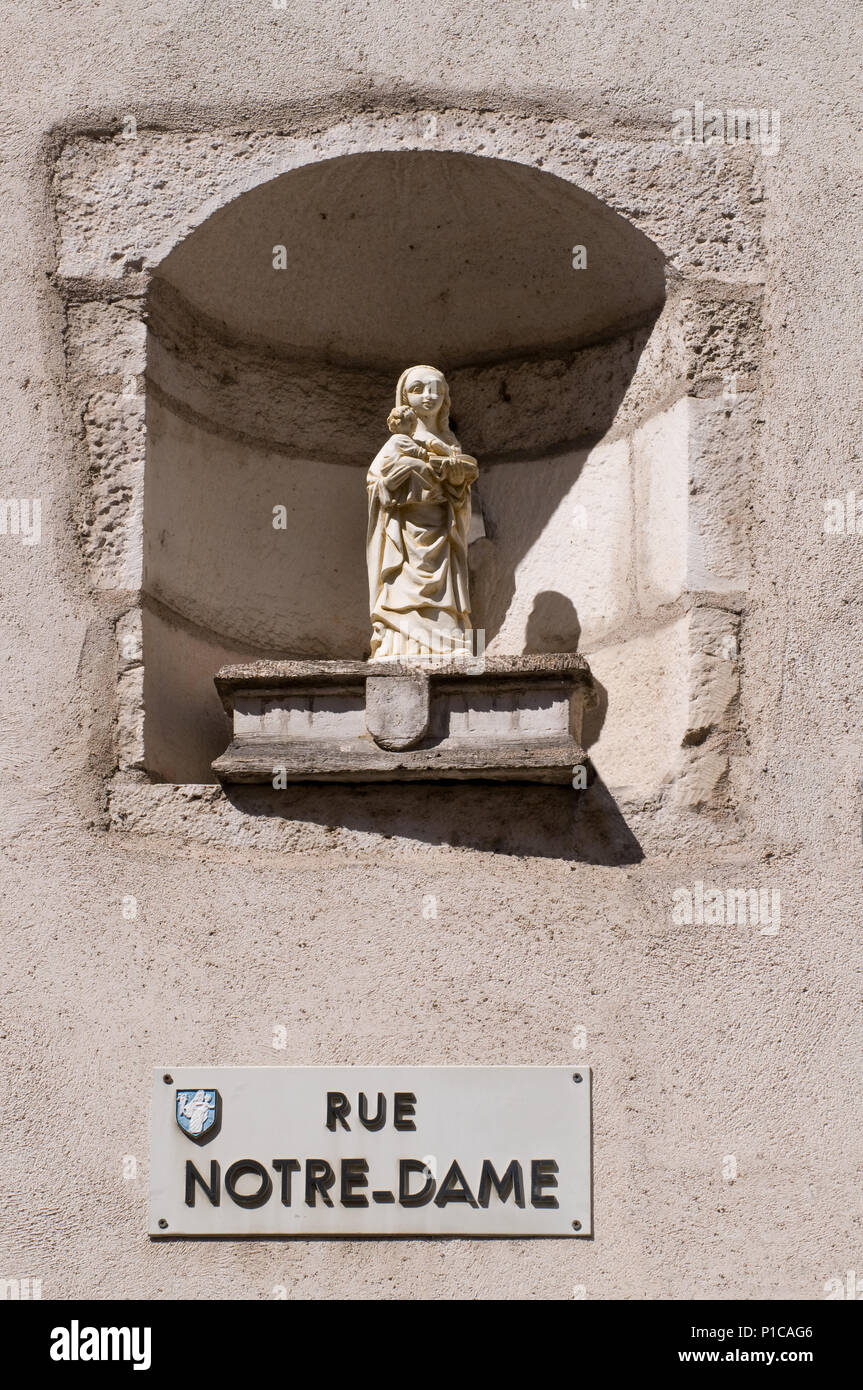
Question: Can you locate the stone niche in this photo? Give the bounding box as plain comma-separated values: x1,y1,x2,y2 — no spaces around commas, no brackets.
57,111,762,833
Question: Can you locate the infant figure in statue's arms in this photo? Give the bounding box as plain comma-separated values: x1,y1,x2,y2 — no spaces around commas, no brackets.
386,405,474,490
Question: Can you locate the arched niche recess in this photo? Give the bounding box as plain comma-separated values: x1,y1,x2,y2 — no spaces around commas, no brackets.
60,116,758,818
141,150,668,782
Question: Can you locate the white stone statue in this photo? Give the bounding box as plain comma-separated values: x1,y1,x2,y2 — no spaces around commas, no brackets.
367,365,478,659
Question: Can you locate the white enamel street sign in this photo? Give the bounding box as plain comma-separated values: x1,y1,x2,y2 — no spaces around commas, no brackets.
149,1066,592,1237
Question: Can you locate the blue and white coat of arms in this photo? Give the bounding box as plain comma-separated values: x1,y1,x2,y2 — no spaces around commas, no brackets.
175,1088,221,1144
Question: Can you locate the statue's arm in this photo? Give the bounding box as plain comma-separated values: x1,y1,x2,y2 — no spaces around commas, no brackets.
437,451,478,487
371,437,439,494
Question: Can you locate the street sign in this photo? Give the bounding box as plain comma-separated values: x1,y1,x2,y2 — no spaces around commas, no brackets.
149,1066,592,1237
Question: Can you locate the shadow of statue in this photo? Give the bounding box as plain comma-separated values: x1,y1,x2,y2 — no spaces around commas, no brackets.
522,590,608,751
467,313,662,652
524,590,582,654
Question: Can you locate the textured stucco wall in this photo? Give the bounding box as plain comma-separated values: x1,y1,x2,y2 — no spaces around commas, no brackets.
1,0,861,1300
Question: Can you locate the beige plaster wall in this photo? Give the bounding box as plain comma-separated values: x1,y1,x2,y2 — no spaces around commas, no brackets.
0,0,860,1301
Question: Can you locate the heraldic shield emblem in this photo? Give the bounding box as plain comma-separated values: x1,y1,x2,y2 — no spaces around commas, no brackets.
175,1088,221,1145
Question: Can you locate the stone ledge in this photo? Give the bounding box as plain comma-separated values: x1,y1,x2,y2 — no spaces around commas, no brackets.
215,653,593,696
212,655,595,785
212,738,586,784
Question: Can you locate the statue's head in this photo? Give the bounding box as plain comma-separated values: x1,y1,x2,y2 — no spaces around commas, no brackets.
387,404,418,436
395,365,455,442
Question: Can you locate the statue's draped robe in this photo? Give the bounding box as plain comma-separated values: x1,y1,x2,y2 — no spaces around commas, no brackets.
367,438,476,658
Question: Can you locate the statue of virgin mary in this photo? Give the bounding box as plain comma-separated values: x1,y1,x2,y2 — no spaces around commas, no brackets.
367,365,478,660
